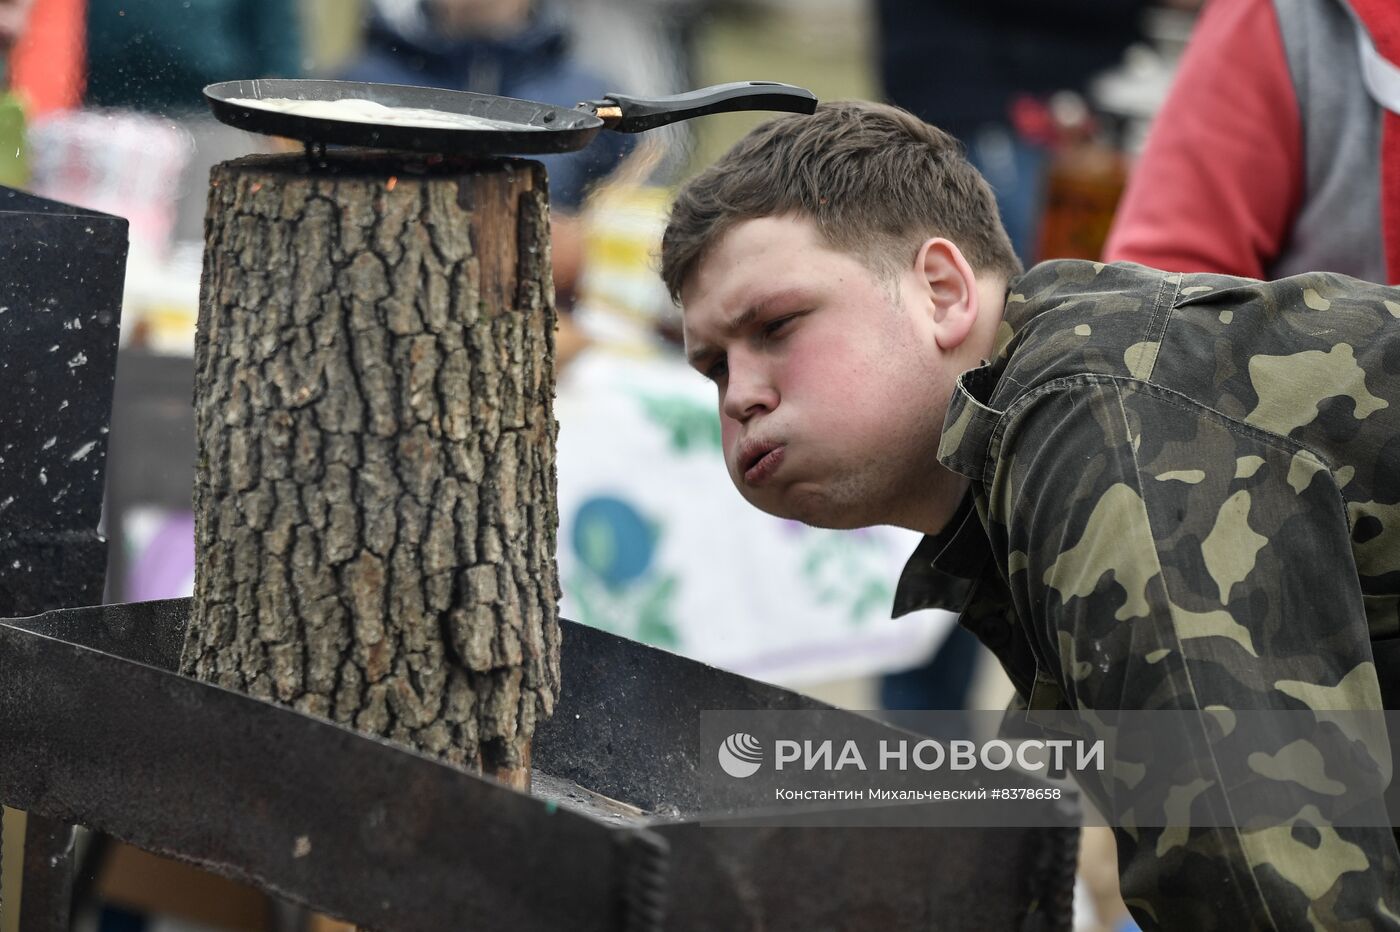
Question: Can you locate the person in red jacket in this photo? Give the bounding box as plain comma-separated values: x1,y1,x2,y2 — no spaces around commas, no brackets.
1104,0,1400,285
5,0,83,117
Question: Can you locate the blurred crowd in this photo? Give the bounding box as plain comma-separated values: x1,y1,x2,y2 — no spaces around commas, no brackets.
0,0,1200,355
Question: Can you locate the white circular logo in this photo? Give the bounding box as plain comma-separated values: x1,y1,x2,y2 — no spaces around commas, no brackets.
718,732,763,778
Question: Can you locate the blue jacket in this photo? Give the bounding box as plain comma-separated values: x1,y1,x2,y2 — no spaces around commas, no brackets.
342,2,633,211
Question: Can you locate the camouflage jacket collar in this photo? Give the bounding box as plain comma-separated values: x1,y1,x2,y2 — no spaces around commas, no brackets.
937,363,1003,483
937,275,1045,482
891,489,987,618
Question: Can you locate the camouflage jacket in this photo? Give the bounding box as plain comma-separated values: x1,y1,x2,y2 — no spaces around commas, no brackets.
893,260,1400,930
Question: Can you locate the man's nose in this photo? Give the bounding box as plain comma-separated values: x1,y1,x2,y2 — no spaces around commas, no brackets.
721,357,778,422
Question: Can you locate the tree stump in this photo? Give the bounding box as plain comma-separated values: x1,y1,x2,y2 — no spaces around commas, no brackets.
183,153,561,789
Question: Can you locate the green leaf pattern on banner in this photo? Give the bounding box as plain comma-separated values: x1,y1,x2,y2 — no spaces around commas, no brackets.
638,394,722,454
797,529,894,625
564,568,682,650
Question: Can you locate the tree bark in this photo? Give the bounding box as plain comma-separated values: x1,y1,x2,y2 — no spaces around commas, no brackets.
183,152,560,788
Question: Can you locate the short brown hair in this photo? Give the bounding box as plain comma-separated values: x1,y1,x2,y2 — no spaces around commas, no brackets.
660,100,1021,302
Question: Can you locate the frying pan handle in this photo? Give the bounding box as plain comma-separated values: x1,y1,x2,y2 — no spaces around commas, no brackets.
588,81,818,133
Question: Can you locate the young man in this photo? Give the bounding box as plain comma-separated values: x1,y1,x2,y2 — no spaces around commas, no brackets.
663,101,1400,930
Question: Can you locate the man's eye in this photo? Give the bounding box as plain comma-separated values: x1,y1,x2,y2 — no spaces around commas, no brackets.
764,315,795,337
706,358,728,382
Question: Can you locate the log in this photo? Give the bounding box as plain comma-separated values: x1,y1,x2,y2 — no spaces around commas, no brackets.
183,152,561,789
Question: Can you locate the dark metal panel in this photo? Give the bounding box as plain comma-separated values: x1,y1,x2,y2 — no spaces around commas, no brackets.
653,823,1052,932
534,618,834,814
1,599,1076,931
0,186,125,618
0,619,625,932
0,186,127,929
19,815,77,931
7,596,188,670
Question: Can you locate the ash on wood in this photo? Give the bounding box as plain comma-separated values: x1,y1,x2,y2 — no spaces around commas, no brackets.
184,153,560,788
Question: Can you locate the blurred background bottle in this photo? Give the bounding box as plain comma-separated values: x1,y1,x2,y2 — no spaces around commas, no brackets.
1035,90,1128,262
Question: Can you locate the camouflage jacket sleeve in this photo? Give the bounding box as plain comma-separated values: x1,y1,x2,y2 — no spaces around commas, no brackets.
987,376,1400,930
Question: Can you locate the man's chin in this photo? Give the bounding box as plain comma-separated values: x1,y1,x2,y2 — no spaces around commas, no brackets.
747,487,871,530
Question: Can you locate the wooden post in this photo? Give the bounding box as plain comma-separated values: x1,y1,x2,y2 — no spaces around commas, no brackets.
183,152,561,789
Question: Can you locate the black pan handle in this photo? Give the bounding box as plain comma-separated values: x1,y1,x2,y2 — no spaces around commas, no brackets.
584,81,818,133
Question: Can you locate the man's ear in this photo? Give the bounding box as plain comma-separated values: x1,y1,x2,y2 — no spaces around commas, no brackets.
913,237,979,351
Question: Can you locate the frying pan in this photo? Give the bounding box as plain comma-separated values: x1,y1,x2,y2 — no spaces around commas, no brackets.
204,79,818,157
